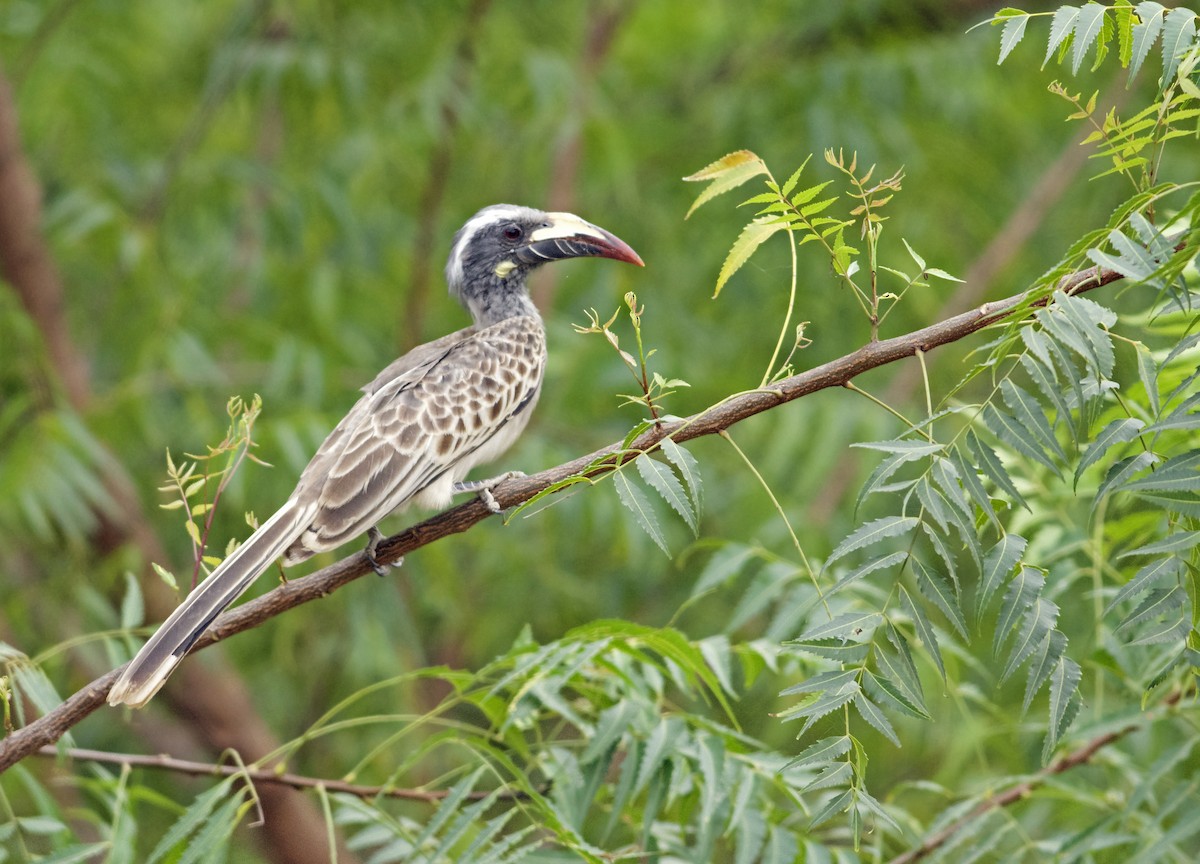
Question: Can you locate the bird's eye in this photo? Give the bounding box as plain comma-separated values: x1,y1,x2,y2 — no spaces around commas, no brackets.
502,224,523,241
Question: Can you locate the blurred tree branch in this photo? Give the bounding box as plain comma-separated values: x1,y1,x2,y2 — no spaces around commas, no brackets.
0,65,357,864
0,254,1130,774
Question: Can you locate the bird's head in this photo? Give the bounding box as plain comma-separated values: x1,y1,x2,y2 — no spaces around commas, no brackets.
445,205,644,324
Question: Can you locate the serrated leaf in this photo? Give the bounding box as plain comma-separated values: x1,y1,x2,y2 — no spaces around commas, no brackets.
994,566,1045,657
1022,629,1067,714
795,611,881,643
1107,556,1183,613
854,692,900,746
613,470,670,555
1160,6,1197,87
684,150,769,217
1045,656,1082,760
659,437,703,519
978,533,1028,616
1117,531,1200,559
1117,584,1187,639
863,669,929,719
784,735,852,770
830,550,909,596
1075,418,1144,487
636,454,697,534
809,789,853,830
1129,2,1166,81
951,443,999,528
714,217,788,298
1093,451,1158,507
912,556,968,638
1001,597,1059,683
982,403,1059,476
1046,5,1082,67
998,12,1031,64
825,515,918,569
901,585,947,681
1071,3,1107,73
877,623,926,713
1001,379,1067,464
1119,449,1200,493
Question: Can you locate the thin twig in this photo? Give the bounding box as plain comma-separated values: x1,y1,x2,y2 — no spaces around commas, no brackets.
888,688,1188,864
33,746,529,802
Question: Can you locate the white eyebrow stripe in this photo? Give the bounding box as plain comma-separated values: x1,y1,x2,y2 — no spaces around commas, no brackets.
446,206,527,289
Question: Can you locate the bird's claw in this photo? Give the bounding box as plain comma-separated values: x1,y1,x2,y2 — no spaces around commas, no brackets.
365,527,402,577
453,471,525,514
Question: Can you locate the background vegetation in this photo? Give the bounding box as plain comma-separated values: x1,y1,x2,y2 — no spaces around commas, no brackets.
1,1,1199,862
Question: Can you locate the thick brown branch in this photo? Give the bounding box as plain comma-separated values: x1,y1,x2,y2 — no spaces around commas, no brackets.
888,688,1187,864
0,261,1122,773
34,746,528,802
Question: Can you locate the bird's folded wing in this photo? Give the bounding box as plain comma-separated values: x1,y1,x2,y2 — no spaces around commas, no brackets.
284,317,545,560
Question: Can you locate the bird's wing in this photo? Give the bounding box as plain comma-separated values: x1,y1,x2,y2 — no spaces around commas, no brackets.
284,315,546,561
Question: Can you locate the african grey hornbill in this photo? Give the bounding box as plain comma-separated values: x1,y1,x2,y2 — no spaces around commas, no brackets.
108,205,643,708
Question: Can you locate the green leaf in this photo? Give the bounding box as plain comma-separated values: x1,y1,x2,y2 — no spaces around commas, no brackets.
1001,597,1059,683
863,668,929,720
901,585,947,681
978,533,1028,616
794,611,881,643
659,438,703,520
824,515,919,569
1130,2,1166,81
854,692,900,746
1000,379,1066,465
783,735,852,770
1119,449,1200,493
1160,6,1197,87
683,150,769,217
951,443,1000,528
613,470,670,555
912,556,968,638
636,454,697,534
1045,5,1082,67
809,789,853,830
1117,531,1200,559
714,216,789,298
119,570,144,631
982,403,1060,476
1075,418,1144,487
1093,451,1157,507
1044,656,1082,761
1071,3,1108,73
147,778,238,864
998,12,1030,64
876,623,927,716
994,566,1045,658
1118,585,1188,642
829,550,909,596
1022,628,1067,714
1107,556,1183,613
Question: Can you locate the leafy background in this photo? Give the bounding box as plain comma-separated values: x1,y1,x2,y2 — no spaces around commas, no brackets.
2,1,1200,862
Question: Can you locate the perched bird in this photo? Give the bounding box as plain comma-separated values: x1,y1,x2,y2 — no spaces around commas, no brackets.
108,205,643,708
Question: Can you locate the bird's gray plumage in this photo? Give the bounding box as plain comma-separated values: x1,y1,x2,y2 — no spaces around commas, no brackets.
108,204,642,707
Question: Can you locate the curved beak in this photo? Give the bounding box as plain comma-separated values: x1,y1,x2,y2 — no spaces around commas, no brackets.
515,212,644,268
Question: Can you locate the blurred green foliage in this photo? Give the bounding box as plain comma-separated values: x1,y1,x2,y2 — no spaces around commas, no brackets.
3,0,1200,861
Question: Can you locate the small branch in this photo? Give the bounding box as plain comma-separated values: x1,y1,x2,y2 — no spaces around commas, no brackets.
34,746,527,802
0,258,1130,773
888,687,1187,864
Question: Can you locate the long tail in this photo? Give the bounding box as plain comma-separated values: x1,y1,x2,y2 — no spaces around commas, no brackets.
108,498,310,707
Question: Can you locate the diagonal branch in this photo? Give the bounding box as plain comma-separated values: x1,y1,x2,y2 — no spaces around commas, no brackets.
0,260,1125,773
887,687,1187,864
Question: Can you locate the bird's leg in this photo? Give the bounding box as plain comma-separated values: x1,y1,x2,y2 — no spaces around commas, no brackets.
453,470,526,514
364,526,401,576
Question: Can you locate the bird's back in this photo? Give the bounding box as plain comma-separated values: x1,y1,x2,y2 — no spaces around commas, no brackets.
281,315,546,564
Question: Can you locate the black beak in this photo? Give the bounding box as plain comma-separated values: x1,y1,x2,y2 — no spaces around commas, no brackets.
515,212,644,268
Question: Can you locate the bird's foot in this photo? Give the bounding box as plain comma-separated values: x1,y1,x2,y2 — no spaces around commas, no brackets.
364,526,402,577
453,471,526,514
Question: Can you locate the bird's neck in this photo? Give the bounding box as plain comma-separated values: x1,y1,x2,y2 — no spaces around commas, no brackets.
468,282,540,327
